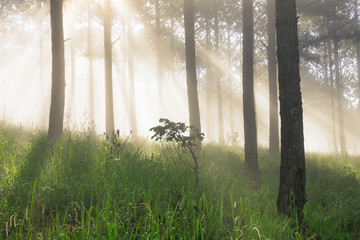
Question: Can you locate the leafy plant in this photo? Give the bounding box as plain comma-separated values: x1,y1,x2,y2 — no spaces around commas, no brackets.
150,118,204,184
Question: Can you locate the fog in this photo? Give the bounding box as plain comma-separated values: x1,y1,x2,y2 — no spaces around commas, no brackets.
1,0,360,154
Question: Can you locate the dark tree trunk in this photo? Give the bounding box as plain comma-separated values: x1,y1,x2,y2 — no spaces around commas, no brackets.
48,0,65,140
275,0,306,219
215,13,224,145
267,0,279,155
242,0,258,172
88,2,95,124
128,13,137,138
104,0,115,136
184,0,202,143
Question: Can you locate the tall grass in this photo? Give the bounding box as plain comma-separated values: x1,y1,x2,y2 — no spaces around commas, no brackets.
0,128,359,239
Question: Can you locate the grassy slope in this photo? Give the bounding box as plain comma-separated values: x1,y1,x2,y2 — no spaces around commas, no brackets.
0,128,359,239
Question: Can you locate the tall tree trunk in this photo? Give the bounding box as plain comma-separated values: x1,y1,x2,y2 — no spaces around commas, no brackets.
48,0,65,140
267,0,279,155
156,0,164,113
327,39,337,152
128,13,137,138
215,12,224,145
333,37,346,155
67,30,76,120
184,0,202,143
356,2,360,111
242,0,258,172
38,2,46,127
88,2,95,124
227,21,234,133
275,0,306,219
170,16,176,82
205,12,213,140
104,0,115,136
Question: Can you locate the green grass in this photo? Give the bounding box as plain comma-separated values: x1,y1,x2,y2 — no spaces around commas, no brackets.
0,127,359,239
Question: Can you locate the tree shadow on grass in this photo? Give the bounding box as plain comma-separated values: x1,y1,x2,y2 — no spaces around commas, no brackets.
7,134,51,207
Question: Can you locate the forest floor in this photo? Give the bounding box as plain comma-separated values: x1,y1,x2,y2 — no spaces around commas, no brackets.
0,125,359,239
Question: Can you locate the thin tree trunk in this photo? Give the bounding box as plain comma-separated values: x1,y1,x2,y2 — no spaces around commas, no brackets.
88,2,95,124
104,0,115,136
48,0,65,140
215,12,224,145
227,22,234,132
276,0,306,219
333,37,347,155
184,0,202,143
170,16,176,82
327,39,337,152
128,13,137,138
267,0,279,155
38,2,46,127
356,2,360,111
242,0,258,172
205,12,213,140
156,0,164,113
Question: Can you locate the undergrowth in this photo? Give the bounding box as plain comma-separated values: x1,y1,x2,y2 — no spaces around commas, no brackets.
0,128,359,239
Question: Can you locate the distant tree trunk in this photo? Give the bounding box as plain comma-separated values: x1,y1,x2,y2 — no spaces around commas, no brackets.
276,0,306,219
48,0,65,140
156,0,164,113
267,0,279,155
128,13,137,138
333,37,346,155
184,0,202,144
38,1,46,127
356,2,360,111
67,30,76,120
88,2,95,124
227,21,234,132
327,39,337,152
242,0,258,172
170,16,176,81
104,0,115,136
215,12,224,145
205,12,213,140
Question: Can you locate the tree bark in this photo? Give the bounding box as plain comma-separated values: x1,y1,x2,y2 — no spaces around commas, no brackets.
104,0,115,136
184,0,202,144
267,0,279,155
275,0,306,219
242,0,258,172
48,0,65,140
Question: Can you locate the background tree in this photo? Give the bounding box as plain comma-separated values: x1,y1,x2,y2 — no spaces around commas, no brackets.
104,0,115,136
276,0,306,218
48,0,65,140
242,0,258,172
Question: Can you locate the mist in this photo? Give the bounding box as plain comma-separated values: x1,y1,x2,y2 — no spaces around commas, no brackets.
1,0,360,154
